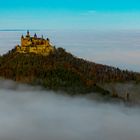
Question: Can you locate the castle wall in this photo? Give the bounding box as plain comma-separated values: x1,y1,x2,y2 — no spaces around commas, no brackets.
21,38,32,47
16,45,54,55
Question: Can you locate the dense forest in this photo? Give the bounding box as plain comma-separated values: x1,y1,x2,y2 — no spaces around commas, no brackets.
0,47,140,97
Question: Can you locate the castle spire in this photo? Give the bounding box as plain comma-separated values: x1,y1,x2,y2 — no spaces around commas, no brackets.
34,33,37,38
47,38,50,42
21,34,24,38
41,35,44,39
26,30,30,37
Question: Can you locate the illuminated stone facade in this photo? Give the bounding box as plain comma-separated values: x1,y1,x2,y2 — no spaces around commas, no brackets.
16,31,54,55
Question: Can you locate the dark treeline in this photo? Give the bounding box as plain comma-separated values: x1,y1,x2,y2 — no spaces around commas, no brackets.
0,47,139,95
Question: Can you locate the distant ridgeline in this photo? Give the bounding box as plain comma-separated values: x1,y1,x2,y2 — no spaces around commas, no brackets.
16,31,54,55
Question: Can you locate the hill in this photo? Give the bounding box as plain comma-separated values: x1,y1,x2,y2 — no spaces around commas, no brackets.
0,47,139,100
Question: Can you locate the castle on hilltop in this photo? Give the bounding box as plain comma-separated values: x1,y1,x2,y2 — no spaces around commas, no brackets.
16,31,54,55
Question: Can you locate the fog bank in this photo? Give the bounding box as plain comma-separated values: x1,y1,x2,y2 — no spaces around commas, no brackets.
0,79,140,140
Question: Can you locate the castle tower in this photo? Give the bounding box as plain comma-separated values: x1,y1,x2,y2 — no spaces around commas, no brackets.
41,35,44,39
46,38,50,42
21,35,24,47
26,30,30,38
21,35,24,39
45,38,50,46
34,33,37,38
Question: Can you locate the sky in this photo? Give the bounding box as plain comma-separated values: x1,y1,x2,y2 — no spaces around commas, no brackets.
0,0,140,30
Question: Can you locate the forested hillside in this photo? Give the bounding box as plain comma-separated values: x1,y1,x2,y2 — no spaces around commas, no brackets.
0,47,139,96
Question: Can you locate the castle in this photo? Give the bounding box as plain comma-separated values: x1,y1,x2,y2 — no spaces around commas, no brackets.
16,31,54,55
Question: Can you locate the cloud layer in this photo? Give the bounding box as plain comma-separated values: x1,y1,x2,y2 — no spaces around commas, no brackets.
0,79,140,140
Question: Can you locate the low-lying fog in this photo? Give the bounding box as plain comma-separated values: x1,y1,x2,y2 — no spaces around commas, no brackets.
0,79,140,140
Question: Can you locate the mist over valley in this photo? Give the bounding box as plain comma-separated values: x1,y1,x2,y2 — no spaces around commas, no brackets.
0,79,140,140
